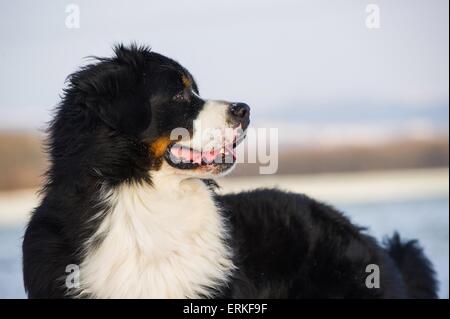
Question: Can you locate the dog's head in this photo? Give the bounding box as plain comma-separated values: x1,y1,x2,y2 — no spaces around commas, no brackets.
61,44,249,180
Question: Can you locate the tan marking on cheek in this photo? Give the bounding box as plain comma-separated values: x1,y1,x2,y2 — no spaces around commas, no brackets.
181,75,192,88
150,136,171,158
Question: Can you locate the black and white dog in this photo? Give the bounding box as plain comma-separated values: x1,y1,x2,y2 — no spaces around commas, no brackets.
23,45,437,298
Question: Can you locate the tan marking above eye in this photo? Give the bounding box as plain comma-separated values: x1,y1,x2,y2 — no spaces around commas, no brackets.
173,91,184,101
181,75,192,88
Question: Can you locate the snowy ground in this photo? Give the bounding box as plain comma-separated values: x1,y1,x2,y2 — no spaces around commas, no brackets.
0,168,448,298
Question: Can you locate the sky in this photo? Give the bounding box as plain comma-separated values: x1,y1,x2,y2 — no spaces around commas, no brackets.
0,0,448,144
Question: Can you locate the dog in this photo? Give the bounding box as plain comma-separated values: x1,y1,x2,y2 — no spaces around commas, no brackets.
22,44,438,298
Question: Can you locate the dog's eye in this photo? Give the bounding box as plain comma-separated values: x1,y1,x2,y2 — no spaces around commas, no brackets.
173,90,189,102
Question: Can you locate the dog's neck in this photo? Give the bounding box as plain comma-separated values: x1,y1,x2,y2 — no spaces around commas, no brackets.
77,167,234,298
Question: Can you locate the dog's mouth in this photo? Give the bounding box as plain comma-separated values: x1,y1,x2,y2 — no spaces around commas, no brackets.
164,141,238,171
163,124,247,174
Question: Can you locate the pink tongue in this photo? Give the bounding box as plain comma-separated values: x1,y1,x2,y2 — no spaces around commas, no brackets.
226,145,236,159
171,146,195,162
171,146,219,164
202,149,220,163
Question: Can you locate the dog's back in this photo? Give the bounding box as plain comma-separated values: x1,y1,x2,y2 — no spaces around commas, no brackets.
219,189,438,298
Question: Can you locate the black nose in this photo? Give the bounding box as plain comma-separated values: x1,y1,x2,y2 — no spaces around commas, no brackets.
229,102,250,128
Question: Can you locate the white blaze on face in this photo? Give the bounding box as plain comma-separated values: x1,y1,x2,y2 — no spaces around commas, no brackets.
178,100,231,151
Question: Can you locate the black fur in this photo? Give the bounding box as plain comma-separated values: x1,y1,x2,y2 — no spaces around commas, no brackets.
22,44,438,298
218,189,438,298
384,233,438,298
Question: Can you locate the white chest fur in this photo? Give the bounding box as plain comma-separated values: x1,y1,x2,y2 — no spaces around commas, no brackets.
77,174,234,298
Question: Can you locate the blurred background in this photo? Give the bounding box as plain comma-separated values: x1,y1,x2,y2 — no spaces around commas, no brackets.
0,0,448,298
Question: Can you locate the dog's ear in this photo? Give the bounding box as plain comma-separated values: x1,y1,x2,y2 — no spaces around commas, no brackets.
77,47,152,136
